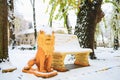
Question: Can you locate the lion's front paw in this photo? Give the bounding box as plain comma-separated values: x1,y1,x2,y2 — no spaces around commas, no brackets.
23,66,30,70
47,68,53,72
39,69,47,73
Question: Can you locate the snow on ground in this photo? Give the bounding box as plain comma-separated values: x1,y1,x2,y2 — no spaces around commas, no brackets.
0,47,120,80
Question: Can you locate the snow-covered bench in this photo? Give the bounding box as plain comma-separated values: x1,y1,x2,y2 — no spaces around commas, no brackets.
52,34,92,72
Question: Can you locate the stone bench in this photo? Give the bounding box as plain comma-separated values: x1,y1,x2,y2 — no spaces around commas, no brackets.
52,34,92,72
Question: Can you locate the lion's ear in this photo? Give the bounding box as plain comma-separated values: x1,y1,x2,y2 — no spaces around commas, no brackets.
52,31,54,35
40,30,44,34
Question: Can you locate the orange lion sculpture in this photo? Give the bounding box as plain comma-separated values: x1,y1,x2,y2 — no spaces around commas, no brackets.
22,30,57,78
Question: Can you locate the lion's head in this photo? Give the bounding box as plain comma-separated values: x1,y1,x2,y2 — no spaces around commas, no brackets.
37,30,55,56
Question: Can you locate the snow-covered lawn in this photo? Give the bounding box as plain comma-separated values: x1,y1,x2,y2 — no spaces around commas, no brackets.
0,47,120,80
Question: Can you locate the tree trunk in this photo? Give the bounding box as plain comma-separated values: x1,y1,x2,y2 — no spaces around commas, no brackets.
33,0,37,40
113,9,119,50
62,9,72,34
66,15,72,34
101,30,105,47
74,0,104,59
30,0,37,40
0,0,9,62
8,0,16,49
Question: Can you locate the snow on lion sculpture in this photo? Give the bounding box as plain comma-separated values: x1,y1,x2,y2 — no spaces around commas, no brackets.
22,28,57,78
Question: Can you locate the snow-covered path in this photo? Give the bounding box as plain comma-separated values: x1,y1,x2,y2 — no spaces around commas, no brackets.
0,47,120,80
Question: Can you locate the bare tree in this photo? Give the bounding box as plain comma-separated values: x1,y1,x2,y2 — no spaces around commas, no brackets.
0,0,9,62
74,0,104,59
8,0,16,49
30,0,37,40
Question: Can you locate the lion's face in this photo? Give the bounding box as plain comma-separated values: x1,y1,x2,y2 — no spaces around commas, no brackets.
37,30,55,55
45,35,53,45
